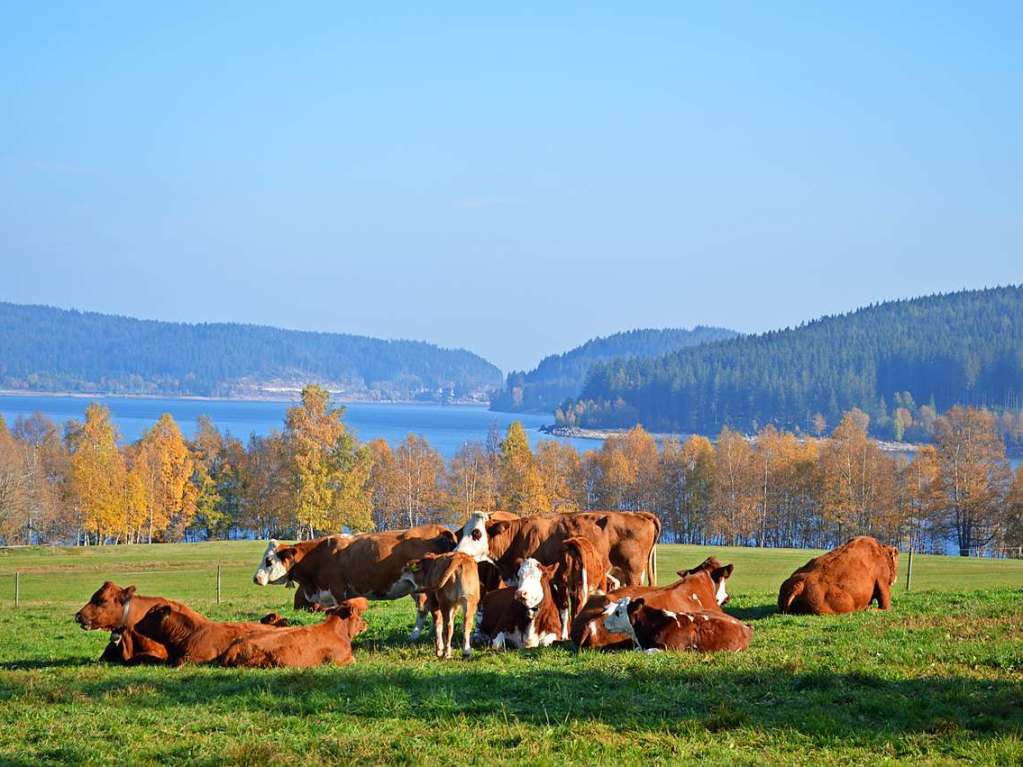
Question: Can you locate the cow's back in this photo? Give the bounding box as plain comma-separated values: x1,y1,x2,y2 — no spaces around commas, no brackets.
778,536,895,615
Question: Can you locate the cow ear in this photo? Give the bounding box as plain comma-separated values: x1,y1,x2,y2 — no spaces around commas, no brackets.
596,516,610,530
713,564,734,581
121,585,137,601
276,546,296,563
488,520,512,537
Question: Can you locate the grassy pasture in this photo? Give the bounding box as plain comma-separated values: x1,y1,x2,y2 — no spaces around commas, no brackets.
0,542,1021,766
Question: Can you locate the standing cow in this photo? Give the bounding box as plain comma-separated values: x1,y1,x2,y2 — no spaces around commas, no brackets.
455,510,659,589
252,524,457,638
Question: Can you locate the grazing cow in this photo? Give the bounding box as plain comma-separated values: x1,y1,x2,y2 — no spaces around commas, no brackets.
475,559,562,649
571,557,734,650
778,536,900,615
133,605,278,666
252,525,457,639
551,536,616,639
455,510,659,588
603,597,752,652
75,581,204,664
220,598,370,669
395,552,480,659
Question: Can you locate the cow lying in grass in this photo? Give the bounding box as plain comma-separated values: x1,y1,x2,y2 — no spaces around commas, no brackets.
778,536,899,615
551,535,617,639
132,605,281,666
220,599,369,668
475,558,562,649
603,596,752,652
75,581,204,665
252,525,456,640
395,552,480,659
571,557,735,650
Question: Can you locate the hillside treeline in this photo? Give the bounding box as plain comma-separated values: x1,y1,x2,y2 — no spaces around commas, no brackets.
561,286,1023,441
492,326,736,413
1,386,1020,557
0,302,502,401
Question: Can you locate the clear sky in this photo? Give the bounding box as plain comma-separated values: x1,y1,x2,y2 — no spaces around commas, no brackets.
2,3,1020,373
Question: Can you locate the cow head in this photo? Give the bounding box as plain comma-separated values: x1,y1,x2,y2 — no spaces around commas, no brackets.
75,581,137,630
601,596,642,648
253,540,296,586
885,545,900,585
677,557,734,605
392,554,436,597
327,597,370,639
133,603,175,641
455,511,514,563
513,558,558,613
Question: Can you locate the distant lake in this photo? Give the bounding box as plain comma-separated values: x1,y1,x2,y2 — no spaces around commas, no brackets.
0,394,597,459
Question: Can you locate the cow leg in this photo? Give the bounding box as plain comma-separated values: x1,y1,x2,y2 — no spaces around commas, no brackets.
410,594,431,641
443,605,456,659
433,609,446,658
874,580,892,610
461,597,476,659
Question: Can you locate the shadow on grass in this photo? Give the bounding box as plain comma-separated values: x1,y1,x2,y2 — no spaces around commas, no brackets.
40,663,1023,744
0,656,97,671
725,603,777,621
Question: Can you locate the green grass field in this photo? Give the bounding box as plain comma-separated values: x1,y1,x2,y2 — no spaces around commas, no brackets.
1,542,1021,766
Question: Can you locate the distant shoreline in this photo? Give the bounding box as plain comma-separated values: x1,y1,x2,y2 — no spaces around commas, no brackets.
0,389,491,407
541,423,925,454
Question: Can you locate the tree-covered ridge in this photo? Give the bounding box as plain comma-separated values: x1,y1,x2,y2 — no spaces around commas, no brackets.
0,302,502,401
561,286,1023,440
491,326,737,412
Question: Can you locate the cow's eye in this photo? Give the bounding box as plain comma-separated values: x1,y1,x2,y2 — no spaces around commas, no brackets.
266,558,272,566
471,529,482,541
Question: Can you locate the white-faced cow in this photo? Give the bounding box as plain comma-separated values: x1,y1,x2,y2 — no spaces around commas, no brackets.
455,510,659,589
475,558,562,650
603,596,752,652
252,524,456,639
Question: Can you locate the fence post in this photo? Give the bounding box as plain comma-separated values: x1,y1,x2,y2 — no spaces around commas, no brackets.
15,572,20,608
905,547,914,592
217,565,222,605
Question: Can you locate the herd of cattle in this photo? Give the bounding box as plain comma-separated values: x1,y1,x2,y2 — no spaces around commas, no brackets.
74,510,901,668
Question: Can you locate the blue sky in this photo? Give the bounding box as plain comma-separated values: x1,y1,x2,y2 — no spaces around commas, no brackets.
2,3,1020,373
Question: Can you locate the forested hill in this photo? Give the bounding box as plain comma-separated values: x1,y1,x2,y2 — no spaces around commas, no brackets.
560,286,1023,439
0,303,502,401
490,326,737,413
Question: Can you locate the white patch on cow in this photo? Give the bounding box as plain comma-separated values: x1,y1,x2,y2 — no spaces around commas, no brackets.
539,632,558,647
559,608,569,641
603,597,642,650
454,511,490,561
581,566,589,602
690,593,702,608
606,572,621,590
701,614,710,621
716,577,729,605
252,540,291,586
492,631,507,649
513,559,545,610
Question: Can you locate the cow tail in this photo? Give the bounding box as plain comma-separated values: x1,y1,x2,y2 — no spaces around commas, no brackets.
436,557,463,590
778,579,803,613
645,512,661,586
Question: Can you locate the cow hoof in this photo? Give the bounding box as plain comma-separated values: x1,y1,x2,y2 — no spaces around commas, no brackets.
462,649,472,659
410,629,422,641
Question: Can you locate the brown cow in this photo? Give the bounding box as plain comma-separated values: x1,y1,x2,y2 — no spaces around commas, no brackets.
99,627,169,665
551,536,616,638
571,557,734,650
75,581,204,664
252,525,457,639
395,552,480,659
778,536,899,615
603,596,752,652
475,559,562,649
220,598,370,669
455,510,659,588
133,605,278,666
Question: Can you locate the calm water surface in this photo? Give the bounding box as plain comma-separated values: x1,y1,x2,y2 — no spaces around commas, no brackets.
0,394,597,459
